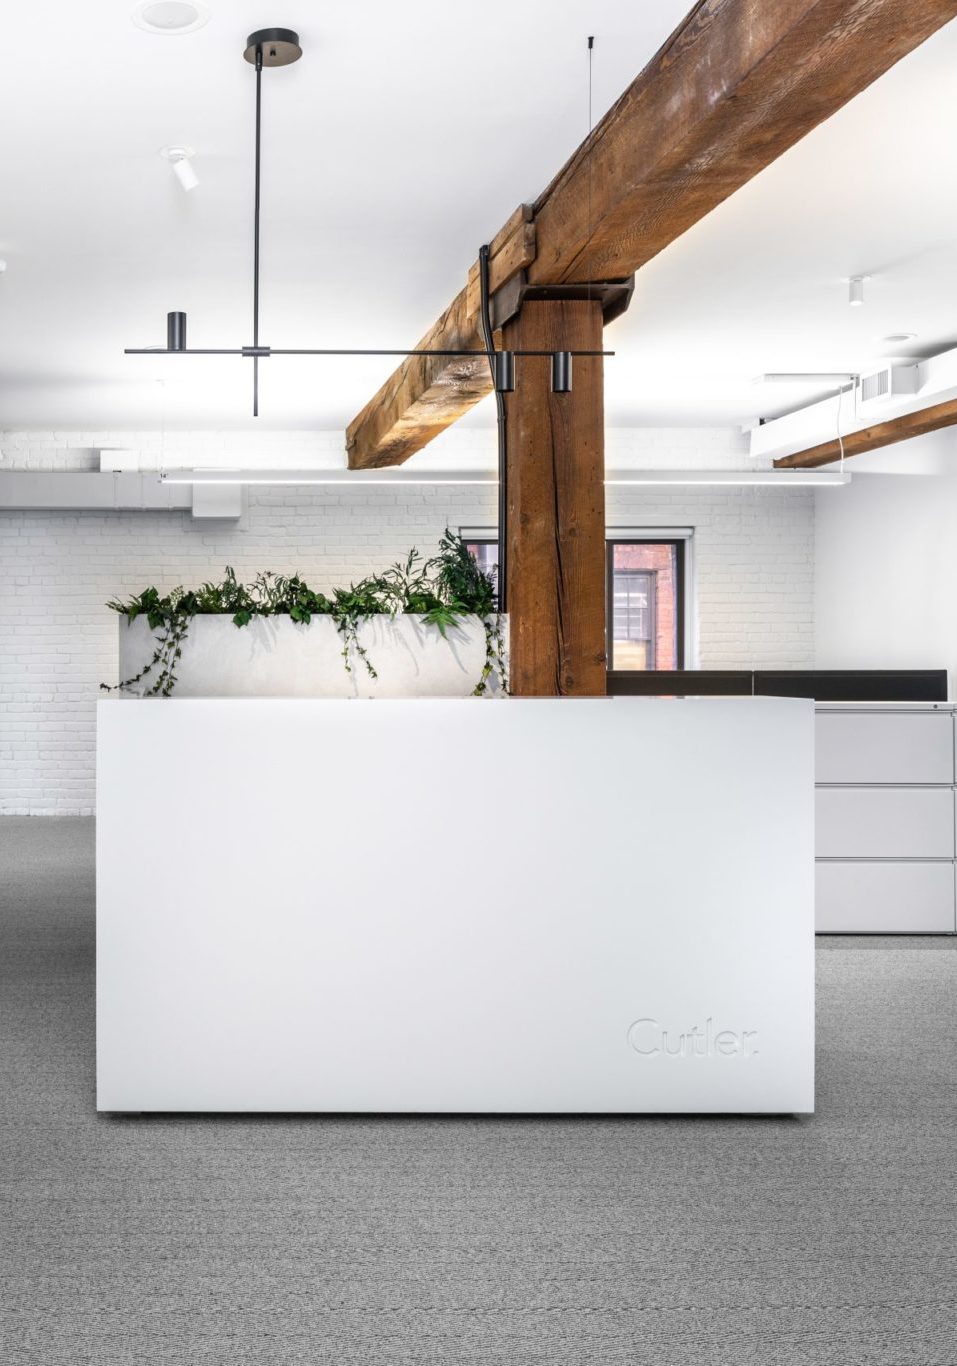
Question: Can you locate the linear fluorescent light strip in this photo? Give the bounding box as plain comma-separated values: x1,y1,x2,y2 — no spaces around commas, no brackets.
604,470,850,486
757,373,857,384
160,469,497,485
160,469,850,487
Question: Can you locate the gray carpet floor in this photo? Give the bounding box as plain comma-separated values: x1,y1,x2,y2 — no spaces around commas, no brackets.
2,817,956,1365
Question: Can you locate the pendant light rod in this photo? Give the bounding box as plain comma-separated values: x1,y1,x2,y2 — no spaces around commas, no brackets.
252,43,263,416
242,27,302,415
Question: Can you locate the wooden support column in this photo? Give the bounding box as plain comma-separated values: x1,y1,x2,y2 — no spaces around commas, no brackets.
503,298,606,696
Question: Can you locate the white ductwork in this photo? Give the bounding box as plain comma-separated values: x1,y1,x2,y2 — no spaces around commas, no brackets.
749,344,957,463
858,363,920,412
0,471,239,519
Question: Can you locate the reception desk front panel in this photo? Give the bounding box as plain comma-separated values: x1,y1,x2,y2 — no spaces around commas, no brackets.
96,697,815,1114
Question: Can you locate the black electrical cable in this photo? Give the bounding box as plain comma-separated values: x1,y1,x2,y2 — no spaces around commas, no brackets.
478,244,507,612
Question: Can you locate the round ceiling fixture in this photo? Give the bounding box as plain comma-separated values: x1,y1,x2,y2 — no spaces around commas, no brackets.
132,1,209,35
881,333,917,344
243,28,303,67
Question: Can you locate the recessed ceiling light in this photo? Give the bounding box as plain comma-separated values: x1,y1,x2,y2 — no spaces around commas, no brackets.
132,1,209,35
881,333,917,344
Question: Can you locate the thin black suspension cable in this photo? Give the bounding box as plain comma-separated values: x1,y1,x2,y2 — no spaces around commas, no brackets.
587,36,594,315
478,244,508,612
253,45,263,417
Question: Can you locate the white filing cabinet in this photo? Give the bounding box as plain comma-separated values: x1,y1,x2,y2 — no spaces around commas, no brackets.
815,704,957,933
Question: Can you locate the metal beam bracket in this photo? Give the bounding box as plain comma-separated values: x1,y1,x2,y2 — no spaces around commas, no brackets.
489,271,635,332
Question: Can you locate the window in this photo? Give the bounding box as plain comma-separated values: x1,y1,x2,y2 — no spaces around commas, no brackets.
606,540,685,671
463,535,499,608
462,530,688,672
612,569,656,669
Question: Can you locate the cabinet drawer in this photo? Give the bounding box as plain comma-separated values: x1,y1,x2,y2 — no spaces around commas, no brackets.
816,786,955,859
816,861,956,933
816,710,953,785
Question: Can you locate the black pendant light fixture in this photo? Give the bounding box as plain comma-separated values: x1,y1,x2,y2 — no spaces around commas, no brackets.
126,27,614,609
125,25,610,420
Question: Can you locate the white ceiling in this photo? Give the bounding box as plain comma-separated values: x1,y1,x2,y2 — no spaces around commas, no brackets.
1,1,956,435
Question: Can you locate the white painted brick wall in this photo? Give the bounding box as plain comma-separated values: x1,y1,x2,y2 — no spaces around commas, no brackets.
607,485,814,670
1,427,813,813
0,421,770,473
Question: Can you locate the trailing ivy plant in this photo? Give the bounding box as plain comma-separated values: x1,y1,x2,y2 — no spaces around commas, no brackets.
102,531,507,698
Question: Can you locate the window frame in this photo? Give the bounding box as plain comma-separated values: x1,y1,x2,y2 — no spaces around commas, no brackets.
605,535,688,672
461,526,693,671
460,530,500,610
610,566,658,670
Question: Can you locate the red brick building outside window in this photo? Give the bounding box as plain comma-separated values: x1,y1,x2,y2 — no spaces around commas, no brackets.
606,541,683,671
465,535,685,673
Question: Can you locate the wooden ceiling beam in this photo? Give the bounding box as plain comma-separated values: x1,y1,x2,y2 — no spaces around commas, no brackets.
774,398,957,469
344,287,485,471
527,0,957,285
465,206,536,324
347,0,957,469
345,209,533,470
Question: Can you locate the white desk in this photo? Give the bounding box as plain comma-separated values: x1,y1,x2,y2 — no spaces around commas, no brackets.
96,696,815,1114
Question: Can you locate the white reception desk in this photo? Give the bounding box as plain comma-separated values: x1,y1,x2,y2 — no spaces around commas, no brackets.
96,696,815,1114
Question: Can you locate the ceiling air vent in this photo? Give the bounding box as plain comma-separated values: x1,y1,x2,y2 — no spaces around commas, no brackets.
858,364,919,412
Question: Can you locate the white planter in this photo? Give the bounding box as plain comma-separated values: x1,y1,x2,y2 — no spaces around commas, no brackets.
117,613,507,699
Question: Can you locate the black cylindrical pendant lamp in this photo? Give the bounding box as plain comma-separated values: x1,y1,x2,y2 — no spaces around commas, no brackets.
167,312,187,352
551,351,573,394
493,351,515,393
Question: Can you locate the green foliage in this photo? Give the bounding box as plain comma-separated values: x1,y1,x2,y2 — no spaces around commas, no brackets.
247,570,333,625
103,532,508,697
431,527,496,619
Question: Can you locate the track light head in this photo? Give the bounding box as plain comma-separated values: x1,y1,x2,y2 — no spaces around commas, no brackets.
847,275,868,307
167,312,187,351
161,146,198,191
551,351,573,394
493,351,515,393
172,157,199,192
